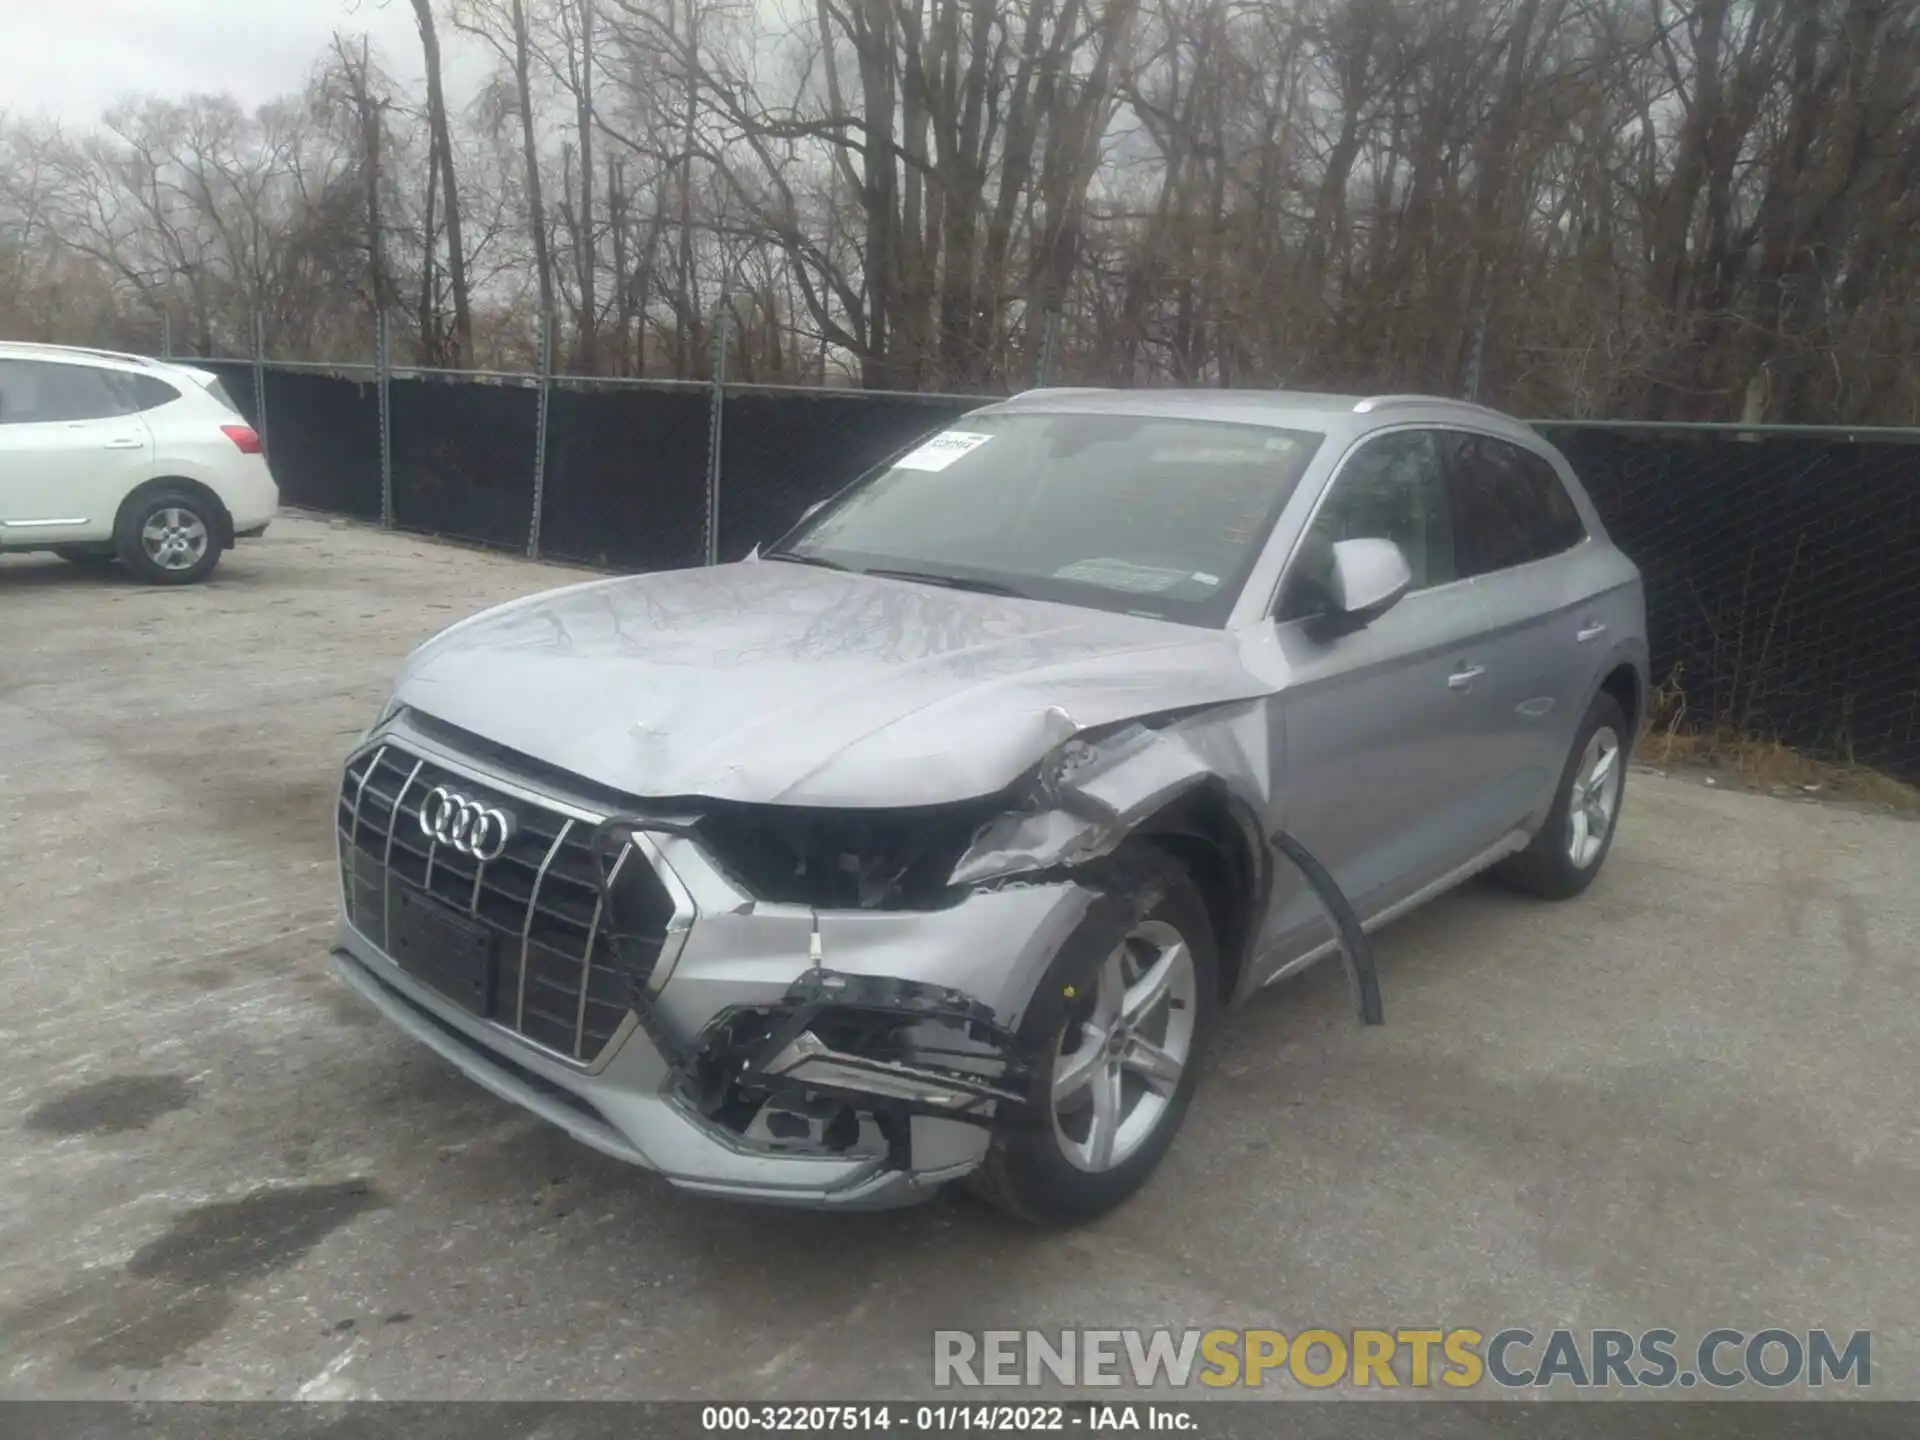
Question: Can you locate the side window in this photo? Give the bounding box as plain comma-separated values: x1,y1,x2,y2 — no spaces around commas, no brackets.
1278,430,1456,622
1515,447,1588,553
1447,434,1587,575
44,364,132,421
0,361,130,423
0,360,44,424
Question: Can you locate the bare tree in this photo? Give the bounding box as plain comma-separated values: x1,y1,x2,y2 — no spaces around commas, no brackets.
6,0,1919,420
412,0,475,361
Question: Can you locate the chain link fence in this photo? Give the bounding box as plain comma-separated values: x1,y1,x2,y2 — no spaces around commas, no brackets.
1540,424,1920,780
177,349,1920,783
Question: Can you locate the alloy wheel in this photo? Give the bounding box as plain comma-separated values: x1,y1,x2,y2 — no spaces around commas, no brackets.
1049,918,1198,1173
140,507,210,572
1568,724,1623,869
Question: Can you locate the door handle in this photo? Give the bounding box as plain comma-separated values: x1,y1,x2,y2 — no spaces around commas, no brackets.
1576,621,1608,644
1447,665,1486,691
103,436,144,449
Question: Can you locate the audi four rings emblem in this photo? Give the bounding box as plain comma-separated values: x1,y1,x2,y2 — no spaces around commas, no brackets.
418,786,517,861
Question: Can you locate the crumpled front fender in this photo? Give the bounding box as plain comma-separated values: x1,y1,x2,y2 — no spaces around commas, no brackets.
949,702,1274,889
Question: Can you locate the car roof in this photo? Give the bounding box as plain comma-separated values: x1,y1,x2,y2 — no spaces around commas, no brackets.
0,340,163,368
0,341,218,388
974,387,1540,447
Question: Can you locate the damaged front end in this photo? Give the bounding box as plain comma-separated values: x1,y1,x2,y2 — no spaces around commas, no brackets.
582,804,1063,1190
579,707,1378,1199
676,969,1030,1178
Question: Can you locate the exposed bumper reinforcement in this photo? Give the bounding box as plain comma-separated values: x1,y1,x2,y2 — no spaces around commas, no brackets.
330,936,933,1209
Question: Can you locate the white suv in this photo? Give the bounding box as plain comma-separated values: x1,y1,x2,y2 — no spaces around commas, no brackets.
0,342,280,584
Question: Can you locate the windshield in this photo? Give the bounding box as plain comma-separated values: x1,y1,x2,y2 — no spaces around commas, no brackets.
771,412,1323,627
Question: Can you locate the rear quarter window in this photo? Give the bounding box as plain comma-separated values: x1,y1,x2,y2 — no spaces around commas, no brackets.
106,372,183,413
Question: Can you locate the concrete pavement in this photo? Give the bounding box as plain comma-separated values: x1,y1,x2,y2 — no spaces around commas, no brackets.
2,516,1914,1400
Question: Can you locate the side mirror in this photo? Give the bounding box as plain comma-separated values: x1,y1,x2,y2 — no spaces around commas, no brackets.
1322,538,1412,627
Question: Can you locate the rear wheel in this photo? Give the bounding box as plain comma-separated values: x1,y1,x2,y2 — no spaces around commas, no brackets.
1492,691,1629,899
970,847,1219,1226
116,487,223,585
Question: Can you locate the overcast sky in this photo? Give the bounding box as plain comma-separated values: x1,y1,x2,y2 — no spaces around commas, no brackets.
0,0,488,128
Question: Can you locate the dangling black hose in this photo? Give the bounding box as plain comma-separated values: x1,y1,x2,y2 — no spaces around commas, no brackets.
1270,829,1384,1026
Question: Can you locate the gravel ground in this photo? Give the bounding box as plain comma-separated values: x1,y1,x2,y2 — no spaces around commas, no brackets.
2,514,1915,1402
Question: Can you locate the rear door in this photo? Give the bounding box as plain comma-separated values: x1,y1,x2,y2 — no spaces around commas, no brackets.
1439,430,1601,831
0,360,154,542
1257,428,1504,972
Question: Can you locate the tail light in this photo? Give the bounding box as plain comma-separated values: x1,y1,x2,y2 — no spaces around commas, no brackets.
221,423,263,455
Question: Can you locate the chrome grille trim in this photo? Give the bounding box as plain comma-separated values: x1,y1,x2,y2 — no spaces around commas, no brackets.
346,744,384,897
518,817,574,1033
422,823,439,896
334,735,691,1069
382,757,425,953
576,845,629,1060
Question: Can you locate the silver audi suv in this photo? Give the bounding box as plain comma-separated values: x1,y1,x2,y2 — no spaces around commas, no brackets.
332,390,1647,1224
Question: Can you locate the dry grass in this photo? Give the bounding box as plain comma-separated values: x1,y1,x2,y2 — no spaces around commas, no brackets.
1637,666,1920,815
1637,727,1920,815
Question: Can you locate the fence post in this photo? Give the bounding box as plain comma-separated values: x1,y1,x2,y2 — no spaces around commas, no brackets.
1037,310,1061,388
703,301,731,567
528,309,554,559
1463,303,1489,404
250,311,269,454
376,308,394,529
161,311,172,361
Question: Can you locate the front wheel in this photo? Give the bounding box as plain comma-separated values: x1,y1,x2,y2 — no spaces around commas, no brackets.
970,847,1219,1226
1492,691,1630,900
116,488,223,585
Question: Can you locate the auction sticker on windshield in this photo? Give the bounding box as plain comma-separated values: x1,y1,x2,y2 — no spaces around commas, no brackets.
894,431,995,471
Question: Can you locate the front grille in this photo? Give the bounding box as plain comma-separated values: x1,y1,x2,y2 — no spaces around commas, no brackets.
337,742,677,1063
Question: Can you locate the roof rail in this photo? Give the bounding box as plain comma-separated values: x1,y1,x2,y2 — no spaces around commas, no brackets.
0,340,156,367
1352,393,1510,418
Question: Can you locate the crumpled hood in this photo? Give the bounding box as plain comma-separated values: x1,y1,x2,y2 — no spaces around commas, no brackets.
391,562,1275,806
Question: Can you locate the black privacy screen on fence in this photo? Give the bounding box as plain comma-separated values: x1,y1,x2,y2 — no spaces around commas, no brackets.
542,382,710,570
1542,428,1920,779
260,370,382,520
220,354,1920,784
388,375,539,549
717,389,981,558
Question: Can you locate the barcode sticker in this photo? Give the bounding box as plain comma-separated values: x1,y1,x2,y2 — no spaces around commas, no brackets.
892,431,995,472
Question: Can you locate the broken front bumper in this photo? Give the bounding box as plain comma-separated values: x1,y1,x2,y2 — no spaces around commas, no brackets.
332,836,1094,1207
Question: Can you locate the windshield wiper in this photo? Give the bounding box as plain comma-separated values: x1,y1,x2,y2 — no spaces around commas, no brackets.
860,567,1028,598
762,550,852,571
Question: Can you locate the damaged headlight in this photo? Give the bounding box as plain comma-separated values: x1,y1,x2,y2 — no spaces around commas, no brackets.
691,799,1003,910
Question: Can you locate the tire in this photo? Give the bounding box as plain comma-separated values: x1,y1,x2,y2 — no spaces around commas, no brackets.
970,846,1220,1226
115,487,224,585
1491,691,1630,900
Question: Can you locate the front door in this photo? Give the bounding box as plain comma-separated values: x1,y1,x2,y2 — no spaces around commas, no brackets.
1251,428,1505,979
